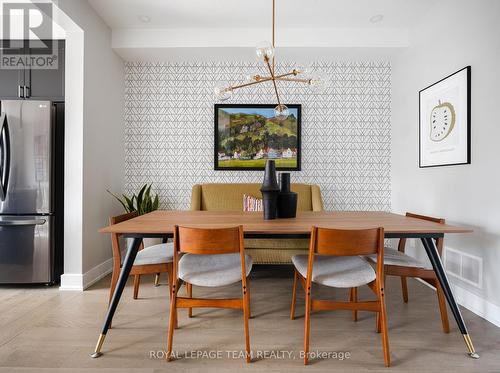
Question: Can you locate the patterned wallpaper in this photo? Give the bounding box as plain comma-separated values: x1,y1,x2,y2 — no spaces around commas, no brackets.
124,61,391,211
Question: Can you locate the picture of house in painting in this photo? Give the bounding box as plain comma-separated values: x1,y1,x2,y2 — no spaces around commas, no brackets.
216,106,300,169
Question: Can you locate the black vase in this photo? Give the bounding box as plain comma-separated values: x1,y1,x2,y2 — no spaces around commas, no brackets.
277,173,298,219
260,160,280,220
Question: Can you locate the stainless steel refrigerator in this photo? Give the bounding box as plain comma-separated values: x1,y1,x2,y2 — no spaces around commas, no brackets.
0,100,63,284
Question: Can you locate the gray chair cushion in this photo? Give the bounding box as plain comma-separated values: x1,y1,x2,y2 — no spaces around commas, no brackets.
367,247,431,269
179,253,253,287
133,243,174,266
292,254,376,288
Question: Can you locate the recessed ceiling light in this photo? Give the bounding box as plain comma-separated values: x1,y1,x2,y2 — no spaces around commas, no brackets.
138,15,151,23
370,14,384,23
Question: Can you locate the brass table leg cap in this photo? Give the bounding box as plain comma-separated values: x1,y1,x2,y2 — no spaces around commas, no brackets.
90,352,102,358
468,352,480,359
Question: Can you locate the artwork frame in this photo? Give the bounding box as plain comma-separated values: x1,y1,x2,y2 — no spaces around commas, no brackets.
214,104,302,171
419,66,471,168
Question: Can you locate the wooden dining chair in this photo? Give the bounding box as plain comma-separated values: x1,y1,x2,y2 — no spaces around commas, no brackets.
167,225,252,363
365,212,450,333
109,211,174,303
290,227,390,367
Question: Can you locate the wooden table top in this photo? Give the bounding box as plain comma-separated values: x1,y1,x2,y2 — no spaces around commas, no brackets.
99,210,472,236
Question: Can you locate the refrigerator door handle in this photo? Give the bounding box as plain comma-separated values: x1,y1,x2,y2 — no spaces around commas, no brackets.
0,113,10,201
0,218,46,226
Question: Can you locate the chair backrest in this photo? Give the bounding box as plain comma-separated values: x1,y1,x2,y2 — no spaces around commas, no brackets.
174,225,243,255
110,211,138,225
402,212,445,254
406,212,444,224
172,226,247,292
109,211,140,259
305,226,384,287
312,227,384,256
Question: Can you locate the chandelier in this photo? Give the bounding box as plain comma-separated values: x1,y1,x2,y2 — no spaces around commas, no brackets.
214,0,328,120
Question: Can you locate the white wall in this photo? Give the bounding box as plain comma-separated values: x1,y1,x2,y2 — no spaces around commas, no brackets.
392,0,500,324
55,0,125,290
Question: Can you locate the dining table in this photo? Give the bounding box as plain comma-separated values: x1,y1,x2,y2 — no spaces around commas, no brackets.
91,210,479,360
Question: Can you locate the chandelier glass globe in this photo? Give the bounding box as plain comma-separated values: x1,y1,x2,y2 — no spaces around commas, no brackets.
274,104,289,121
308,70,329,94
244,70,261,83
214,86,233,101
255,41,275,61
293,65,306,76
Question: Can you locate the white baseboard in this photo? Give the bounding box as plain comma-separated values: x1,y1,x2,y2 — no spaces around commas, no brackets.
449,282,500,328
59,273,84,291
416,278,500,328
83,257,114,289
59,257,113,291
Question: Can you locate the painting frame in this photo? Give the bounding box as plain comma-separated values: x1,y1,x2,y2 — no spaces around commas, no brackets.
214,104,302,171
419,66,471,168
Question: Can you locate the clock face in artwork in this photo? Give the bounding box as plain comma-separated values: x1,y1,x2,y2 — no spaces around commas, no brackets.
430,100,456,142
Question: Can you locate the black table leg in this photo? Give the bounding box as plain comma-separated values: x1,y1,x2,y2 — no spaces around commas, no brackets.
90,237,142,358
421,237,479,359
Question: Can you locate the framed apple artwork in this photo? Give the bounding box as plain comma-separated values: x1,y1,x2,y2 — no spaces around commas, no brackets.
419,66,471,168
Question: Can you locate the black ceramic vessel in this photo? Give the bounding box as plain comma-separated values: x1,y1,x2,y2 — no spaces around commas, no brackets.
260,160,280,220
277,173,298,218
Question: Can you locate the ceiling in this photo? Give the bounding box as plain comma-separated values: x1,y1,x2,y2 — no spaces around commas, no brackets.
88,0,438,30
86,0,439,60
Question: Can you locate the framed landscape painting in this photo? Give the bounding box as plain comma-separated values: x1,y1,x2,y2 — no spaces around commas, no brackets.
214,104,301,170
419,66,471,168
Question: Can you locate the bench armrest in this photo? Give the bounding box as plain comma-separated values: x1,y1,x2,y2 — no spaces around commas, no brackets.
311,185,324,212
190,184,202,211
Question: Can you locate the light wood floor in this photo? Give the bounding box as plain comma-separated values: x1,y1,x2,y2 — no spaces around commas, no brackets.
0,266,499,372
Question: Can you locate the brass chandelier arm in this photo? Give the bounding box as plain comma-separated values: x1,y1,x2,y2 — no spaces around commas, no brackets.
225,70,303,93
265,56,282,106
272,0,276,75
228,77,274,91
274,71,301,80
275,77,312,84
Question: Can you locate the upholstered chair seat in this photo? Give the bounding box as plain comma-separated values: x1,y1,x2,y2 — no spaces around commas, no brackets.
133,243,174,266
367,247,431,269
178,253,253,287
291,254,376,288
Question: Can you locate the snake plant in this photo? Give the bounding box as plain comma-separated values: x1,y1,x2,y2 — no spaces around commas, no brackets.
107,184,159,215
